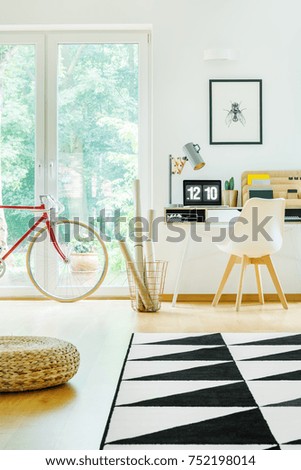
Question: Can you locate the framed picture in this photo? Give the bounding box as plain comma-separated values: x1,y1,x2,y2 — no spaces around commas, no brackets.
209,79,262,145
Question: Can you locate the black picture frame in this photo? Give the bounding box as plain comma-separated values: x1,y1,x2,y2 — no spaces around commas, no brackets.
209,79,263,145
183,180,222,206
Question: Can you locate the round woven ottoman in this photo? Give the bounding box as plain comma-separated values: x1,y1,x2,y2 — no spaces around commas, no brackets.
0,336,80,392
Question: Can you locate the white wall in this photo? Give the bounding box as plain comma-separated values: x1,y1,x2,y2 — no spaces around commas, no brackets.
1,0,301,294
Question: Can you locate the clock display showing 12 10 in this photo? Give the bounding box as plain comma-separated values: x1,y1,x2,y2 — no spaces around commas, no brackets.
183,180,222,206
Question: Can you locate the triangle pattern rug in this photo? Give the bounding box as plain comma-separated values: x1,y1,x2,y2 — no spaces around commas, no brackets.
100,333,301,450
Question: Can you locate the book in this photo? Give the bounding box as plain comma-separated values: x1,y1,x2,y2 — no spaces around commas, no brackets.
249,189,273,199
248,185,272,191
247,173,270,185
251,179,271,186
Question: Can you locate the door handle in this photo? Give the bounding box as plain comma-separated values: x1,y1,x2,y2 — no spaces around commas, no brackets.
49,161,54,178
37,162,43,177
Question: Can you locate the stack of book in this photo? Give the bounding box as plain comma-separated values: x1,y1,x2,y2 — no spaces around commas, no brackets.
247,173,273,199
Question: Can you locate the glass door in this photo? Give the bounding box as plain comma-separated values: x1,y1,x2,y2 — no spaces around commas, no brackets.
0,34,44,296
0,31,150,298
47,32,150,295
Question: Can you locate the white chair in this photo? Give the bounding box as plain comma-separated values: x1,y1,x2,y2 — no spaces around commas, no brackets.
212,198,288,311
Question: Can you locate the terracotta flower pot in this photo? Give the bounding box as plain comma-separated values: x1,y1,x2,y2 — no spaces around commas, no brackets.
70,253,99,272
222,189,238,207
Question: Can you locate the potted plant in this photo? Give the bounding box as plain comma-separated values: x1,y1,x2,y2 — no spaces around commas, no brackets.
70,242,100,273
222,177,238,207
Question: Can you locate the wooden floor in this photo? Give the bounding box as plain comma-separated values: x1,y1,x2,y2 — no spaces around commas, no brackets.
1,299,301,450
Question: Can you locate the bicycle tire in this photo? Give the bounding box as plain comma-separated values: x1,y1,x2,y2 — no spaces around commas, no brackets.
26,220,108,302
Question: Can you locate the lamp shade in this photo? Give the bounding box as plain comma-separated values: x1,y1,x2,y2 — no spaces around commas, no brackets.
182,142,205,170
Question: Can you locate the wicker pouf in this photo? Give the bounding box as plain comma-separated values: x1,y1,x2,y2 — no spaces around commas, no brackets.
0,336,80,392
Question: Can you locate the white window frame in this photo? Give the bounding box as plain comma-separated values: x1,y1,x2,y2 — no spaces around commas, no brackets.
0,33,45,298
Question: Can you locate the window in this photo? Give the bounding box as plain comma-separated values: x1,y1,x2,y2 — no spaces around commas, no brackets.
0,30,150,297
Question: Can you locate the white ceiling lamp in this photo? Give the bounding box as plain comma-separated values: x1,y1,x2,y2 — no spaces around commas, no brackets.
203,48,239,61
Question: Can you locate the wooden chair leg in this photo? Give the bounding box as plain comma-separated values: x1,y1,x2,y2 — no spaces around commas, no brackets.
264,255,288,310
212,255,237,306
235,255,248,312
254,264,264,304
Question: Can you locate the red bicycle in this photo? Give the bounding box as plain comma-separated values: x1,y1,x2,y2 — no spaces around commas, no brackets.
0,195,108,302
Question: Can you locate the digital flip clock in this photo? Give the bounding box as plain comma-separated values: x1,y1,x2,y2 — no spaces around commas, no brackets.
165,180,222,223
183,180,222,206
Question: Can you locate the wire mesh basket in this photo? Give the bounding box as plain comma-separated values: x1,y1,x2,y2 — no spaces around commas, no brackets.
126,260,168,312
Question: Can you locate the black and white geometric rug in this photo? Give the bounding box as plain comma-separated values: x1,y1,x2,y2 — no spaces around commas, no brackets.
100,333,301,450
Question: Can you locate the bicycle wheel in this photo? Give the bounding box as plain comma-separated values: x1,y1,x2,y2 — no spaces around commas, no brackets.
26,220,108,302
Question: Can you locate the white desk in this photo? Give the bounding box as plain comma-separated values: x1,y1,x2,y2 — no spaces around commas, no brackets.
171,209,301,306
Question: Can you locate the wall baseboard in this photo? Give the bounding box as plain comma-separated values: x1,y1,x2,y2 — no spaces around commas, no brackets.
1,294,301,302
0,296,130,301
161,293,301,302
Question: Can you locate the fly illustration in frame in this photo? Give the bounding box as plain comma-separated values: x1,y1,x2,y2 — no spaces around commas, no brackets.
209,79,262,145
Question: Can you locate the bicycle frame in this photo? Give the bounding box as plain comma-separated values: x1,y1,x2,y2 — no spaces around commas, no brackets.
0,202,67,262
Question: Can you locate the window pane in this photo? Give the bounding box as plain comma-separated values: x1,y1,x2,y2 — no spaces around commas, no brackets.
57,43,139,287
0,45,36,287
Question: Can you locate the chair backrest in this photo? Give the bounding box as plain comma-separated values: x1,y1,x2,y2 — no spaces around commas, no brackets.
228,198,285,258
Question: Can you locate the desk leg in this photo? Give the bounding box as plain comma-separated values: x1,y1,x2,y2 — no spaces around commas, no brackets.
172,234,190,307
294,225,301,289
